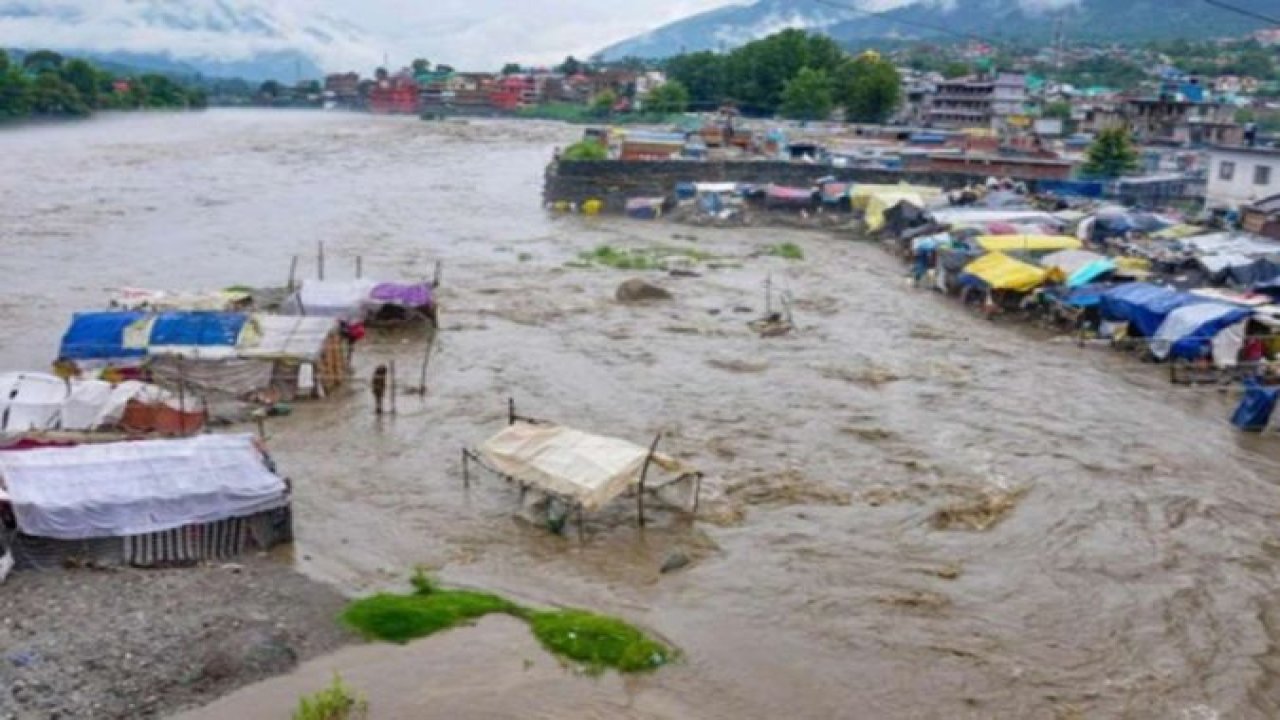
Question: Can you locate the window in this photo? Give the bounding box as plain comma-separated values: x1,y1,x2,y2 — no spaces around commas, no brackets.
1220,161,1236,181
1256,165,1273,186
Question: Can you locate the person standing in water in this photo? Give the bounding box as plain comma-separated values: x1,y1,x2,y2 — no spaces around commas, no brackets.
372,364,388,416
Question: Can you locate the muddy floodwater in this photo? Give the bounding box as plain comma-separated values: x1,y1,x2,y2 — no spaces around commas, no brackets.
6,111,1280,719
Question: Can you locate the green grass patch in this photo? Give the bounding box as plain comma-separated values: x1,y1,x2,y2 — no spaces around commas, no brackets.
529,610,676,674
765,243,805,261
341,584,521,644
576,244,717,271
293,674,367,720
341,572,675,674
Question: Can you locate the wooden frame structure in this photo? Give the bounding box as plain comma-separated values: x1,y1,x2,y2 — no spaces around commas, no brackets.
461,399,702,540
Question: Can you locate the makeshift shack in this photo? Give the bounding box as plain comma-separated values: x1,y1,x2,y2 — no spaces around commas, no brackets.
959,253,1064,294
283,280,438,327
0,434,291,569
463,404,701,536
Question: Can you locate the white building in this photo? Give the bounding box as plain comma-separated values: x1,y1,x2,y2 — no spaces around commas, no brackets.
1206,145,1280,209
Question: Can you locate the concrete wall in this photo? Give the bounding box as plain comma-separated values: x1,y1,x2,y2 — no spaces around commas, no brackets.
543,159,1007,212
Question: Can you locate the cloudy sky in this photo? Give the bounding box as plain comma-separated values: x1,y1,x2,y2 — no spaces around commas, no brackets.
342,0,733,69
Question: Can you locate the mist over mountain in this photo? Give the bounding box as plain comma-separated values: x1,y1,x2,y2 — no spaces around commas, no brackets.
598,0,1273,59
0,0,379,80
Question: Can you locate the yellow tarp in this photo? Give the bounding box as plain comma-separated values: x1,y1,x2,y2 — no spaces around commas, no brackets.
976,235,1082,253
963,252,1065,292
850,183,942,210
865,192,924,233
1153,224,1206,240
1114,256,1152,272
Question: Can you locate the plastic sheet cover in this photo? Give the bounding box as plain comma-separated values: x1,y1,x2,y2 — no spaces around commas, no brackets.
0,373,68,432
59,312,147,361
0,434,287,540
1150,303,1253,361
479,423,688,512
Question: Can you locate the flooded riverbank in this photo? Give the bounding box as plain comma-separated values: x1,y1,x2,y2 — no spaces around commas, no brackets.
4,111,1280,718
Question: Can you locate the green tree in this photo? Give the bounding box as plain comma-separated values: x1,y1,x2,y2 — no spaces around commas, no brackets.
835,53,902,124
591,88,618,117
0,49,9,73
558,56,584,76
1082,127,1140,178
779,67,833,121
22,50,64,73
1044,101,1072,120
60,59,101,108
644,80,690,114
942,62,971,79
562,140,607,161
259,80,282,97
665,51,725,108
501,63,522,75
28,73,88,116
411,58,431,75
0,66,32,118
722,30,846,114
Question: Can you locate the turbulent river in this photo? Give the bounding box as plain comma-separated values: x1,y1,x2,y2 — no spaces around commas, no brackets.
4,111,1280,719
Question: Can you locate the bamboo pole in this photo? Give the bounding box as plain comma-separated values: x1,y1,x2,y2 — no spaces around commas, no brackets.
637,432,662,528
462,448,470,488
390,360,398,415
287,255,299,292
356,255,363,279
318,241,325,281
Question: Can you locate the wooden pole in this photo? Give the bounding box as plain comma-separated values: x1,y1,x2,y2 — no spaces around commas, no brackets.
318,241,325,281
390,360,398,415
434,261,443,288
356,255,363,279
287,255,299,292
692,473,703,514
637,432,662,528
256,413,267,441
508,398,516,426
765,273,773,316
462,449,470,488
577,505,585,542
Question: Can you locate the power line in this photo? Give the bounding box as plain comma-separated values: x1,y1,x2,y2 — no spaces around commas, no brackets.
1201,0,1280,26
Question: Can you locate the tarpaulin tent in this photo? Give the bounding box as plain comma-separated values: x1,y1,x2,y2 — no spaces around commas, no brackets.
1040,249,1118,286
370,283,432,310
1232,379,1278,432
147,312,250,358
626,197,667,219
866,192,924,233
0,373,67,432
1182,233,1280,257
1219,259,1280,288
958,252,1063,293
1061,283,1115,308
976,235,1082,253
820,183,852,204
0,434,286,541
850,184,941,211
478,422,689,512
1099,283,1209,338
764,185,816,210
59,312,147,362
283,280,377,321
1150,303,1252,361
239,315,347,398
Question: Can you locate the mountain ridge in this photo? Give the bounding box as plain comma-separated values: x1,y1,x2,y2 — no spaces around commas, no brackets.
0,0,378,80
598,0,1274,60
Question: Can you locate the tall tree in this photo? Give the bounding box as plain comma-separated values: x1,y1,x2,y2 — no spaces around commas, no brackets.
501,63,522,75
60,58,100,108
0,49,9,73
0,64,32,117
558,56,584,76
23,50,64,73
1082,127,1140,178
836,52,902,124
665,51,724,108
411,58,431,75
644,80,690,114
779,68,834,121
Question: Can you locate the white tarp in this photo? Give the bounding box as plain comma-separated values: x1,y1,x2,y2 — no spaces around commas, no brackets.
0,434,287,540
1182,233,1280,258
929,209,1058,226
60,380,148,431
284,280,376,322
1040,249,1105,276
1150,303,1245,361
479,423,686,512
1196,253,1255,274
0,373,68,432
1212,320,1247,368
239,315,336,361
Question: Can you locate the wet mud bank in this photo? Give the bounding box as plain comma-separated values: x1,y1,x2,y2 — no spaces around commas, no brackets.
2,113,1280,719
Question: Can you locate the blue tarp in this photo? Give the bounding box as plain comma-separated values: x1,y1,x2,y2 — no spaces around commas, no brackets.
59,312,146,361
148,312,247,348
1151,303,1252,361
1037,180,1105,199
1062,283,1112,308
1099,283,1208,338
1232,379,1278,432
675,182,697,200
1069,258,1117,288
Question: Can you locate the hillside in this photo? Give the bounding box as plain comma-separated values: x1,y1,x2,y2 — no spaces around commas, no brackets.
598,0,1274,59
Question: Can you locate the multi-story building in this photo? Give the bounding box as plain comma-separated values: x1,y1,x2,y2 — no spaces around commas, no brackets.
1205,145,1280,209
928,73,1027,130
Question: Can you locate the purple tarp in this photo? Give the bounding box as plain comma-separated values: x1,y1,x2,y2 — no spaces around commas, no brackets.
370,282,433,308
